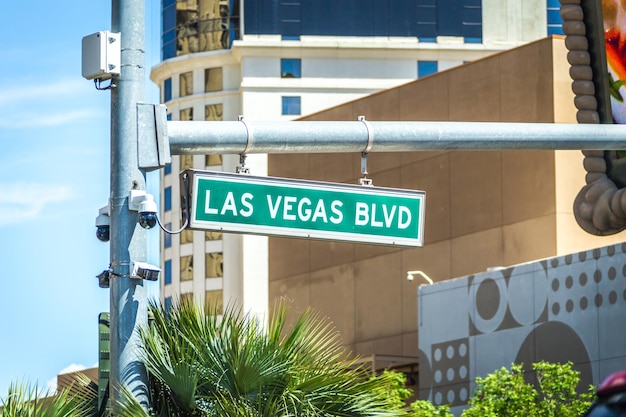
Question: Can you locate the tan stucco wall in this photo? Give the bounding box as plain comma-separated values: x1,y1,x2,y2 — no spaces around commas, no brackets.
268,37,626,359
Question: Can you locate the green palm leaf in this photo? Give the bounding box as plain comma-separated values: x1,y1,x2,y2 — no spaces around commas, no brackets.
129,297,407,416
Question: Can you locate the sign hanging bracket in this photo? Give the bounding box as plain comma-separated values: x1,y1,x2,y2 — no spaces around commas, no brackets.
358,115,373,186
237,115,252,174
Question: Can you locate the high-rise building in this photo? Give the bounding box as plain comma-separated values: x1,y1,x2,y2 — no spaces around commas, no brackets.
150,0,564,322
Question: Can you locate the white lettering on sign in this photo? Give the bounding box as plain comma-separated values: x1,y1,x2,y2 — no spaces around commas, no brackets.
266,195,344,224
354,202,412,229
298,197,312,221
330,201,343,224
205,190,256,217
221,192,238,216
241,193,254,217
205,190,219,215
283,196,297,220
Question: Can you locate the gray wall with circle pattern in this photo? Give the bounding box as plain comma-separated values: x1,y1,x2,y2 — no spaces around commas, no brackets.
418,242,626,413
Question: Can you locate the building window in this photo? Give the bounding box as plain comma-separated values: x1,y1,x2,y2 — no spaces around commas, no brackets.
180,107,193,121
164,260,172,285
205,67,223,92
164,186,172,211
206,252,224,278
180,71,193,97
164,224,172,248
205,104,223,166
205,104,223,121
205,290,223,315
180,255,193,281
181,292,193,304
282,96,301,115
547,0,564,35
206,155,222,166
180,155,194,170
418,61,438,78
206,230,222,241
181,229,194,244
164,78,172,102
281,59,301,78
164,163,171,175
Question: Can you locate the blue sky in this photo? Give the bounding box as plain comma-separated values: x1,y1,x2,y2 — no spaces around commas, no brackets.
0,0,161,397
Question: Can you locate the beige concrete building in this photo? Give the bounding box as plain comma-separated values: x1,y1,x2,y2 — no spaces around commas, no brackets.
268,36,626,372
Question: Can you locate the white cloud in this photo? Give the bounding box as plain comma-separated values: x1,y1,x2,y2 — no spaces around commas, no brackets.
0,79,104,129
0,80,86,106
44,363,90,394
0,109,101,129
0,183,72,226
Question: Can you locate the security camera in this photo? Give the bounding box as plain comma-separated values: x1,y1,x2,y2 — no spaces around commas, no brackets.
138,194,158,229
129,190,158,229
96,270,111,288
130,261,160,281
95,205,110,242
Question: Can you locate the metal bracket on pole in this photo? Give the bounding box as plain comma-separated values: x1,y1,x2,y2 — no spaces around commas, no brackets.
358,115,373,186
237,115,252,174
137,103,171,171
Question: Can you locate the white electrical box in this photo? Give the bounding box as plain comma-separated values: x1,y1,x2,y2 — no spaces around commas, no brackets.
81,31,121,80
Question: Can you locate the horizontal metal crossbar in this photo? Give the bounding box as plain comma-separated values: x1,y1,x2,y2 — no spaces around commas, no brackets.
167,120,626,154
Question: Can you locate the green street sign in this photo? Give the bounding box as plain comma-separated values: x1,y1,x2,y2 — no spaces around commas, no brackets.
182,170,425,247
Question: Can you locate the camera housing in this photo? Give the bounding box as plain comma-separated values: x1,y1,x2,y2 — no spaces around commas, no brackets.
96,270,111,288
130,261,160,281
95,205,110,242
138,194,158,229
129,190,158,229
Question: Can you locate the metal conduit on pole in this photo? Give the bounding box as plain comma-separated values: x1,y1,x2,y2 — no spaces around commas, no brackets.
109,0,149,412
167,121,626,155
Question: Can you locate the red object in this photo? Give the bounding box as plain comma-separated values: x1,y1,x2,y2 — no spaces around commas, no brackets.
597,370,626,397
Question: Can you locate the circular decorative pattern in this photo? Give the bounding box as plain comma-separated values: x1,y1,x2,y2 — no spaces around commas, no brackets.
609,291,617,304
594,269,602,283
459,365,468,379
565,254,573,265
578,251,587,262
446,345,454,360
469,274,508,333
552,278,560,292
565,275,574,289
566,299,574,313
552,302,560,315
515,322,593,391
609,267,617,280
622,242,626,253
447,368,455,382
551,258,559,268
608,245,616,256
623,288,626,301
579,272,588,286
434,392,442,405
580,296,588,310
595,294,603,308
447,390,455,404
434,370,442,383
594,248,602,260
458,343,467,358
460,388,468,402
508,265,549,326
434,348,442,362
622,264,626,277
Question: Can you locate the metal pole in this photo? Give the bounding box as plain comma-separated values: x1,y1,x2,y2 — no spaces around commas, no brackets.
167,120,626,154
110,0,149,411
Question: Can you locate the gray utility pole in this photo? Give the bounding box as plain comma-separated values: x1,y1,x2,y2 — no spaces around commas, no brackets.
109,0,149,412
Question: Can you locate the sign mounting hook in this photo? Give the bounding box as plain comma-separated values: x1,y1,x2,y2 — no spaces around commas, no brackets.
358,115,374,186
